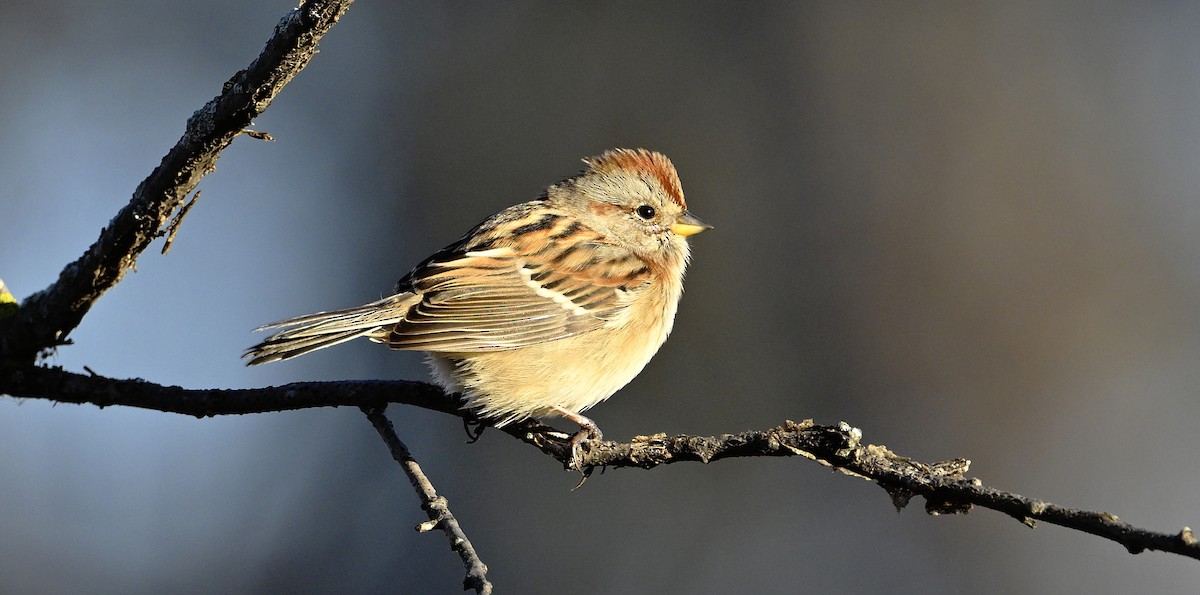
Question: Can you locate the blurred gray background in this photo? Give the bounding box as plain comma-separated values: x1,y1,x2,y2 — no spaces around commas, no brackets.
3,1,1199,593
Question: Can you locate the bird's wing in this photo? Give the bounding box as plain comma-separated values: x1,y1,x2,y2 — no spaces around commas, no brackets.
386,214,653,353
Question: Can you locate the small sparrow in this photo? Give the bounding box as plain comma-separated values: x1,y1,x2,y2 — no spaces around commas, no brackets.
245,149,709,456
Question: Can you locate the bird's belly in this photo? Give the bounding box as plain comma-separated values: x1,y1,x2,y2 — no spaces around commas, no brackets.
429,320,669,425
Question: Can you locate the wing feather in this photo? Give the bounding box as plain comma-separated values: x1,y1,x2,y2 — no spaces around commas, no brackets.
385,208,653,352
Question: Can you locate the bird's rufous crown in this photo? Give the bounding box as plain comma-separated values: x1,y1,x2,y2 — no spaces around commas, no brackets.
583,148,686,209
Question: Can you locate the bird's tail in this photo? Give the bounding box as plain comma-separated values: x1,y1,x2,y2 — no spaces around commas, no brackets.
244,294,414,365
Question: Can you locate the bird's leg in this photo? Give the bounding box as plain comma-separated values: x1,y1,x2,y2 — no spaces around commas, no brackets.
550,406,603,470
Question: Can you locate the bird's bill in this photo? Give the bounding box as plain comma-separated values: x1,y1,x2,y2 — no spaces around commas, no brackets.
670,212,713,236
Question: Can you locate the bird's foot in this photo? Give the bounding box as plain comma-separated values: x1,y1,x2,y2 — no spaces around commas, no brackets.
551,406,603,473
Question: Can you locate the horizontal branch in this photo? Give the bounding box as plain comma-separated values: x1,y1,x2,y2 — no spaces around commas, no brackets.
2,363,1197,562
0,364,456,417
0,0,355,362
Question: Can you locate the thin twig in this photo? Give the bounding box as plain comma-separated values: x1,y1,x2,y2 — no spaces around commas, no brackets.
161,190,202,255
0,0,355,362
240,129,275,141
2,364,1197,563
361,406,493,594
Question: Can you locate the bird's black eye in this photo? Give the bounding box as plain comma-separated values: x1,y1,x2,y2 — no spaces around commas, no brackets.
636,205,656,220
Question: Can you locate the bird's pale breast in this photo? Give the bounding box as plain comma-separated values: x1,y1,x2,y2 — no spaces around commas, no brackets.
428,267,684,425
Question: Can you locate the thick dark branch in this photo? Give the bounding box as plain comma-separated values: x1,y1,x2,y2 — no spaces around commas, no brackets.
0,0,355,362
361,406,493,594
1,365,456,417
3,364,1197,562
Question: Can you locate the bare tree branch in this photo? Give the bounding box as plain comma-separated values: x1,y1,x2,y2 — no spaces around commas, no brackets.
2,363,1197,563
0,3,495,590
1,364,458,417
361,406,493,594
0,0,355,363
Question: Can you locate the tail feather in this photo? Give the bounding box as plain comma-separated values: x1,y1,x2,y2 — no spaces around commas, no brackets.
244,294,414,365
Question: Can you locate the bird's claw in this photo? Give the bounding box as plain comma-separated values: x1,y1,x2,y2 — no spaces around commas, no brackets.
567,423,602,472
